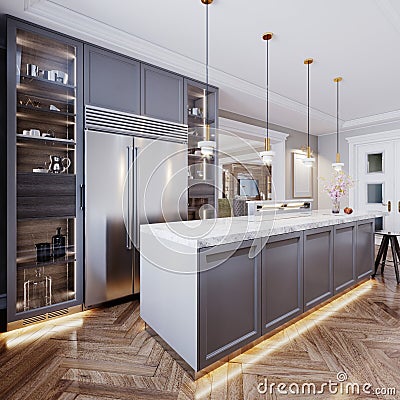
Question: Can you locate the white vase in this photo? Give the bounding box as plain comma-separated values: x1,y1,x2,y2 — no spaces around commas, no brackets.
332,198,340,214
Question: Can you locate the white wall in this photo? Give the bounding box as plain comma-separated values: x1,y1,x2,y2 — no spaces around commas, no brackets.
317,126,400,209
286,132,319,209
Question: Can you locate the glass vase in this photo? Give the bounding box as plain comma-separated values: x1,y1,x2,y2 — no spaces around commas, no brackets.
332,198,340,214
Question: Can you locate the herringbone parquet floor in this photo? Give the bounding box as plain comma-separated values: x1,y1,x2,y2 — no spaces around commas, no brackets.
1,267,400,399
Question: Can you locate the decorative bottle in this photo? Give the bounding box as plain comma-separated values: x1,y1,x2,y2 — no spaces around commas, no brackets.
52,227,66,258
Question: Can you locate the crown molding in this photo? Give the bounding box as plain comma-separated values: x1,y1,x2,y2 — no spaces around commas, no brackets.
318,109,400,137
342,109,400,129
346,129,400,144
219,117,289,143
23,0,400,135
24,0,337,125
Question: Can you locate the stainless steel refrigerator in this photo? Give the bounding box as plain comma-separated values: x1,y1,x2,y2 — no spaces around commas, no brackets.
84,106,188,307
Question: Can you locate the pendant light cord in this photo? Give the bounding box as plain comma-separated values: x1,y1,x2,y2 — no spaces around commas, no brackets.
336,79,339,155
205,3,209,127
266,38,269,142
307,62,310,150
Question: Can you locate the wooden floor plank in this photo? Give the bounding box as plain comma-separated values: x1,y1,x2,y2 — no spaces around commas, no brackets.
61,358,156,377
1,261,400,399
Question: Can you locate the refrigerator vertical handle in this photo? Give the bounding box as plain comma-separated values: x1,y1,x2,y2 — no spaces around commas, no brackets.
126,146,132,250
133,147,139,249
80,184,85,210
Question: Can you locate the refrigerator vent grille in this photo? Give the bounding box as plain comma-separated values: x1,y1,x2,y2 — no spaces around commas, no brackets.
48,308,69,319
22,314,46,326
85,105,188,143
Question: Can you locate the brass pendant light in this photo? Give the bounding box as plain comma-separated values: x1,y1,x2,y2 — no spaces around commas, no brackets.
198,0,215,156
332,77,344,171
303,58,315,167
260,32,275,166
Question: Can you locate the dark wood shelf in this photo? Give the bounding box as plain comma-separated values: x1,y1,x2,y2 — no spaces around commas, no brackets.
17,104,76,118
17,90,75,107
17,173,76,220
16,134,75,146
17,87,75,103
19,74,76,89
18,172,76,195
188,178,215,184
17,110,75,127
188,115,215,125
17,253,76,270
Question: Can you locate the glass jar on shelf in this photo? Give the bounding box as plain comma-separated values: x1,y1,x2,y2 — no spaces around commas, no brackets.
23,267,52,311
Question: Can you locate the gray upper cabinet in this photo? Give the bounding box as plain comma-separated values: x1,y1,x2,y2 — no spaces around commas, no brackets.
261,232,303,334
333,223,356,293
198,240,261,370
85,45,140,114
304,226,334,310
141,64,184,123
356,219,375,281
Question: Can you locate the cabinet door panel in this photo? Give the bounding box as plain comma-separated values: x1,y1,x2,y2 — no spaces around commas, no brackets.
356,219,375,280
334,223,356,293
141,64,183,123
304,227,333,310
199,240,261,370
85,45,140,114
261,232,303,334
7,18,84,324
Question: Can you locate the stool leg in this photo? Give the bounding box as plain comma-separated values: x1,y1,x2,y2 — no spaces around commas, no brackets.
392,237,400,284
381,236,390,274
372,236,388,277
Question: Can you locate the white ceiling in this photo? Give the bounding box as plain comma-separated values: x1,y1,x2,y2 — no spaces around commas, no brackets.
3,0,400,135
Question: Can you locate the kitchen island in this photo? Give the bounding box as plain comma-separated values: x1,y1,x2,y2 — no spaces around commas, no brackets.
140,210,382,377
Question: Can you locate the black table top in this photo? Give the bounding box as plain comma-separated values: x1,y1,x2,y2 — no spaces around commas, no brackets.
375,230,400,237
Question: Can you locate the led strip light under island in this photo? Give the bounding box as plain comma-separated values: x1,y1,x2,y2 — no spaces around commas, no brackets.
140,210,383,378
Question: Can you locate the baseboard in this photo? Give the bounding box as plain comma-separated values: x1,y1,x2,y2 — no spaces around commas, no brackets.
7,304,82,331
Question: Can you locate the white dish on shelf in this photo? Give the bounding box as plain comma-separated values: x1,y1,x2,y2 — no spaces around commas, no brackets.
32,168,48,173
16,133,76,144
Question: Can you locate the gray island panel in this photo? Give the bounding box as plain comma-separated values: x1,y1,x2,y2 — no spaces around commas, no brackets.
198,240,261,370
140,212,380,375
261,231,303,334
304,226,334,310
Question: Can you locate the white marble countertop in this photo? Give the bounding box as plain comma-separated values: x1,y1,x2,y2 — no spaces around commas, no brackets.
140,210,384,249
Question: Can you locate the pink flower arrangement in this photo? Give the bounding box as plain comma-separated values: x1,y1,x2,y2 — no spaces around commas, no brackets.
322,170,353,200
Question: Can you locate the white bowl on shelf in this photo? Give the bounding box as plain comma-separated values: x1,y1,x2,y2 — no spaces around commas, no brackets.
32,168,48,173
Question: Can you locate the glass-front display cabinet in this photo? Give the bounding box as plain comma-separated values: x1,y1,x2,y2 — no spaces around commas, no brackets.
7,19,83,329
184,79,218,220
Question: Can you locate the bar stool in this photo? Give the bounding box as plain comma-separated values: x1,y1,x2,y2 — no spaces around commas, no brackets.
372,231,400,284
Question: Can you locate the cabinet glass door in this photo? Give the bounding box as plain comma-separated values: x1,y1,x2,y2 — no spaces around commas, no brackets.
14,28,78,314
186,81,217,220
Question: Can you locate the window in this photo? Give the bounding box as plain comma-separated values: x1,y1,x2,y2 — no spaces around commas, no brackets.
367,153,383,173
367,183,383,204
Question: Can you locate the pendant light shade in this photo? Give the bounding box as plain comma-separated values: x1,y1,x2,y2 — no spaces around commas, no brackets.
199,0,215,156
259,32,275,166
332,76,344,171
303,58,315,167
